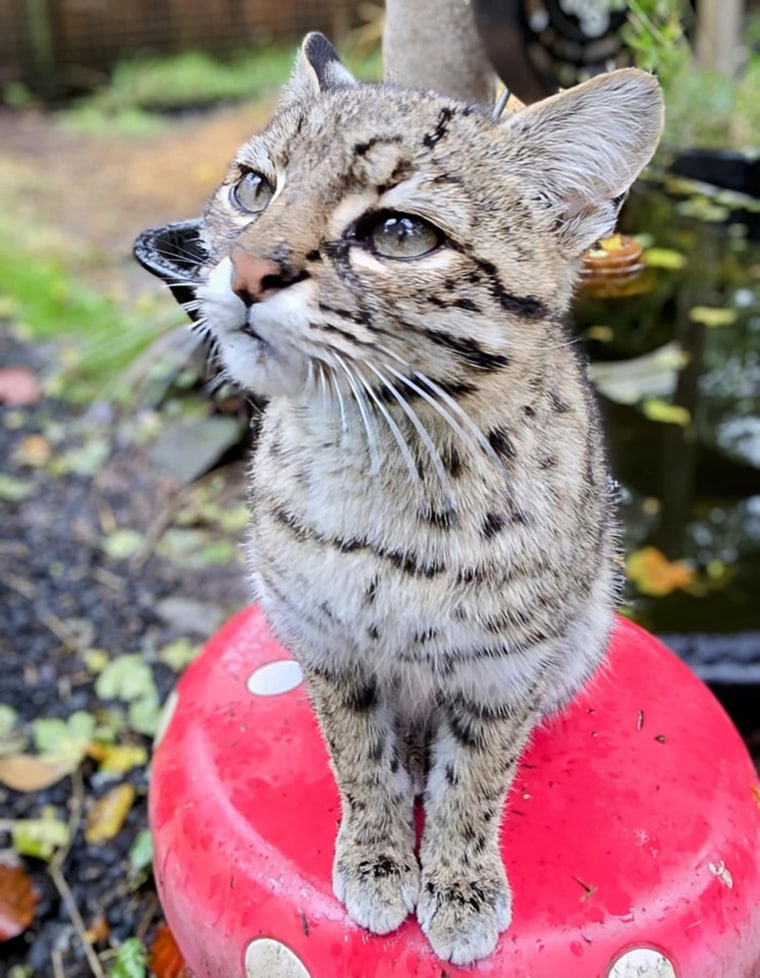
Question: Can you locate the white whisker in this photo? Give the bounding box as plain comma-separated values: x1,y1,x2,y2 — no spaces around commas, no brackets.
353,364,421,495
332,354,381,476
365,362,455,510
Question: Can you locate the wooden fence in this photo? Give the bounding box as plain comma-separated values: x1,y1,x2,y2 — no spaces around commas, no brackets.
1,0,361,91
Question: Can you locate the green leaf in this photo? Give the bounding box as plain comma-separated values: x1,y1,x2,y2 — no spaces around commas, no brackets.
128,829,154,876
0,474,34,501
688,305,738,328
32,711,95,766
0,704,18,735
102,529,144,561
645,247,687,270
82,648,110,674
12,808,70,860
95,655,157,703
128,694,161,738
642,398,691,427
51,438,111,476
108,937,147,978
158,638,200,672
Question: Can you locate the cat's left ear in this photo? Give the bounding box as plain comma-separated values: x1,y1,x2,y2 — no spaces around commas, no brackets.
281,32,357,107
503,69,664,254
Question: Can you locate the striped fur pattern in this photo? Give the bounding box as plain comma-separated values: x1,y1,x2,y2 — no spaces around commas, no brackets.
195,34,663,965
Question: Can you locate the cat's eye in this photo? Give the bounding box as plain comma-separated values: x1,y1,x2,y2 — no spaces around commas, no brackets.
231,170,274,214
363,213,443,260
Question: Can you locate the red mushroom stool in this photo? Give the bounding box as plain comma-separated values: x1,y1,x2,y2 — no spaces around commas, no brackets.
150,607,760,978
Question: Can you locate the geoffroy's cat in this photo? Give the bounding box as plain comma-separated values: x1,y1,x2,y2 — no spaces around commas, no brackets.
192,33,663,965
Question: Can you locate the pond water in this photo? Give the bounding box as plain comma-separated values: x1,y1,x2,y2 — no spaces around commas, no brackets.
575,177,760,682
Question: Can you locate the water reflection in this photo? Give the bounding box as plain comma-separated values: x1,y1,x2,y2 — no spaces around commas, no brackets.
574,181,760,653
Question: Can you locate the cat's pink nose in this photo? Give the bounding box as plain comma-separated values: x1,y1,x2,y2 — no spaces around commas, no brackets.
230,250,282,307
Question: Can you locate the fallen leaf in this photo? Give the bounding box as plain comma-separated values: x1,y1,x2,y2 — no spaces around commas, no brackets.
128,694,161,737
151,924,190,978
0,366,42,406
102,529,144,561
688,306,738,328
642,398,691,426
0,475,34,502
85,784,135,844
158,638,200,672
109,936,147,978
84,912,110,946
0,755,72,792
95,655,156,703
626,547,695,597
32,711,95,767
48,437,110,477
87,742,148,775
0,857,38,941
82,648,110,674
644,247,687,270
12,434,52,468
12,809,70,861
128,829,154,877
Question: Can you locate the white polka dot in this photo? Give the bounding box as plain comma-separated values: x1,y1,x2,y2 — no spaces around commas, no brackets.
246,659,304,696
153,689,179,748
244,938,311,978
608,947,677,978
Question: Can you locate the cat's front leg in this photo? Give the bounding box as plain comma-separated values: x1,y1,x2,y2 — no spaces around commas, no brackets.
417,693,536,965
304,666,419,934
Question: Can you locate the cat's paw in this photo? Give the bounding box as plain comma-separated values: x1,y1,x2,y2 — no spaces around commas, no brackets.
416,872,512,965
333,846,420,934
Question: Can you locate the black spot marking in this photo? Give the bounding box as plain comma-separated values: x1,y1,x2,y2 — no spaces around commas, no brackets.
487,427,515,460
444,763,458,785
538,454,557,469
305,249,321,262
440,443,464,477
367,624,380,641
347,676,377,712
423,106,456,148
420,506,457,530
364,576,378,604
413,627,439,644
549,390,571,414
482,512,506,539
523,404,536,418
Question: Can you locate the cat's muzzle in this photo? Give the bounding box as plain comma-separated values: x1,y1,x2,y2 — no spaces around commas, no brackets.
133,219,207,322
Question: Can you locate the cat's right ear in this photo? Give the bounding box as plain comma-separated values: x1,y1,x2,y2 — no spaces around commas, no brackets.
281,32,357,107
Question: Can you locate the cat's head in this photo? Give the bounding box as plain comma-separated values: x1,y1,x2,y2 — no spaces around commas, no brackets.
194,33,663,400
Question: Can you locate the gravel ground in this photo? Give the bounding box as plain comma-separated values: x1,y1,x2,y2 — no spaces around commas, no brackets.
1,330,248,977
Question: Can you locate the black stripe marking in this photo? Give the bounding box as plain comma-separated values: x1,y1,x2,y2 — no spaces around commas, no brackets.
471,255,547,320
549,390,571,414
423,107,455,149
424,328,510,372
271,505,445,578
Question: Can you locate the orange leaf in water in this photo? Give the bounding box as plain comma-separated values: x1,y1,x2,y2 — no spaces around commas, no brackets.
151,923,190,978
0,857,38,941
85,784,135,844
626,547,695,597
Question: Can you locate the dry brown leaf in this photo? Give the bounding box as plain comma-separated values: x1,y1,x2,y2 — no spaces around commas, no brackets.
85,784,135,845
151,923,191,978
0,857,38,941
0,754,73,792
12,434,52,467
0,366,42,406
626,547,695,597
